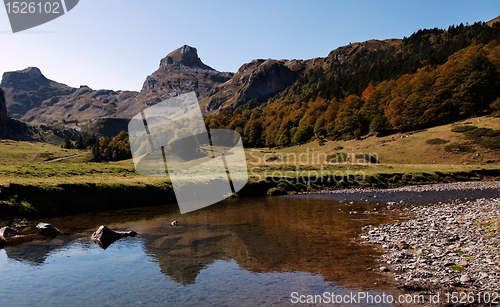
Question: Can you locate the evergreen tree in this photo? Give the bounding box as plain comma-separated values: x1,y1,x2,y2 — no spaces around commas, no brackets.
91,141,100,161
61,137,73,149
75,135,85,149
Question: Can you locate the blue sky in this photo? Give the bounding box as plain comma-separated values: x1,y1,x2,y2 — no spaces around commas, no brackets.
1,0,500,91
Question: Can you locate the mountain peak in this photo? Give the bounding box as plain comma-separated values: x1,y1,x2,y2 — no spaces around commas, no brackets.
19,66,43,76
160,45,214,70
1,66,48,89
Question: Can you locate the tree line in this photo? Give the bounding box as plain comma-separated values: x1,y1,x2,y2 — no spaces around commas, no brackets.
61,130,132,161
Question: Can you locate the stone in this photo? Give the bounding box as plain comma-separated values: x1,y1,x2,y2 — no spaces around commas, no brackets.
171,221,179,226
380,266,389,272
0,226,18,238
91,225,136,241
91,225,137,250
398,241,410,249
36,223,60,236
358,195,500,292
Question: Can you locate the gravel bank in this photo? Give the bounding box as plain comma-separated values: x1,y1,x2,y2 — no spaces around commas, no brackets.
360,197,500,294
302,181,500,194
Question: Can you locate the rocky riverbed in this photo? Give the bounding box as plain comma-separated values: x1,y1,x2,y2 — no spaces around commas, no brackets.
360,196,500,296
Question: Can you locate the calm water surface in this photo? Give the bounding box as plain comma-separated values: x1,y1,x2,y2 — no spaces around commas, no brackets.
1,190,496,306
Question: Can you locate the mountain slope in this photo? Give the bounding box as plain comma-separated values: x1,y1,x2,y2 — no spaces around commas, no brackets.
487,15,500,26
200,59,311,112
205,21,500,147
200,40,401,114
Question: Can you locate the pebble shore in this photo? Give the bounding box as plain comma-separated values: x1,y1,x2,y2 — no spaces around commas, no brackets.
359,188,500,295
300,181,500,195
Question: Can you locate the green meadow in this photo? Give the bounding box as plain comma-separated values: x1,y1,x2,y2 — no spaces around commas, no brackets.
0,115,499,219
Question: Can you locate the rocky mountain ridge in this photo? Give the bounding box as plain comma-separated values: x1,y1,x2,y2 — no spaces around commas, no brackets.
1,45,233,126
1,39,404,128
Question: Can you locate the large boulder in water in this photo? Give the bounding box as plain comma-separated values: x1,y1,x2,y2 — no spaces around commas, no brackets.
91,225,137,240
90,225,137,249
36,223,60,237
91,225,137,250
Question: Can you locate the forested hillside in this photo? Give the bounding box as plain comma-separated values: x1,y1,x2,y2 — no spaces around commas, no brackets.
205,22,500,147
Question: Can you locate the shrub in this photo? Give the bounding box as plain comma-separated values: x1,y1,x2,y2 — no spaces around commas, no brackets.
451,125,478,133
334,146,344,150
444,143,476,153
265,155,281,162
426,138,449,145
326,152,349,163
355,153,379,164
464,127,500,141
479,136,500,150
61,137,74,149
278,181,297,191
451,126,500,150
267,187,287,196
295,182,308,191
450,265,464,271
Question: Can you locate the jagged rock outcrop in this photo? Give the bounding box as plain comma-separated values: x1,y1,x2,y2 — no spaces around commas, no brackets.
326,39,402,66
201,58,312,112
22,85,138,124
140,45,233,105
1,67,76,120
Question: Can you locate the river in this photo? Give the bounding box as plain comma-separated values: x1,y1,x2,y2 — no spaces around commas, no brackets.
1,188,499,306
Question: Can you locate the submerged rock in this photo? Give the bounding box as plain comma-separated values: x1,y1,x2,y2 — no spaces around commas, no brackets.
36,223,60,237
0,226,18,238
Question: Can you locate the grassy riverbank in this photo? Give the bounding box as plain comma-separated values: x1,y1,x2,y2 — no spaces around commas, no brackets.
0,116,499,220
